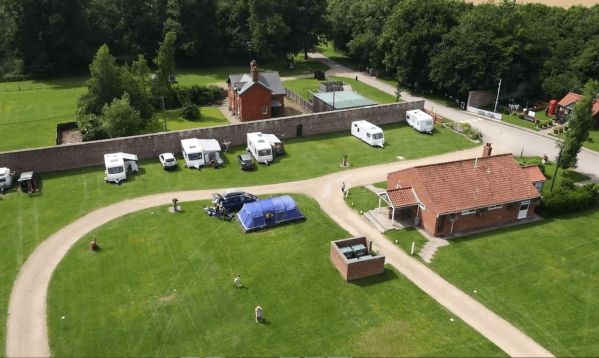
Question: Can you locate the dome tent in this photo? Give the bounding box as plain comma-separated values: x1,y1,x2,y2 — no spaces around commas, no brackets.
237,195,305,233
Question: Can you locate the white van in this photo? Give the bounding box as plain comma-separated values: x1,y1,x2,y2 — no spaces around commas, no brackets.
406,109,434,134
104,153,139,184
247,132,274,164
351,120,384,147
0,167,14,193
181,138,224,169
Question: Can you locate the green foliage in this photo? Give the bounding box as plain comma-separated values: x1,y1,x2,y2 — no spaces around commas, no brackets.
101,93,142,138
77,44,122,116
560,80,599,168
174,85,224,106
178,103,200,120
539,183,599,217
76,113,106,141
444,121,482,141
153,31,177,97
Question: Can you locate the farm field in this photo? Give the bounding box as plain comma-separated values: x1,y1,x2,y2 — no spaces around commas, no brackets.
430,208,599,357
0,56,327,152
0,123,477,351
48,196,504,357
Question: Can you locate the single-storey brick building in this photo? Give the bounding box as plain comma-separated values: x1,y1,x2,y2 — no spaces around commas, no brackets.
385,143,545,237
227,60,285,121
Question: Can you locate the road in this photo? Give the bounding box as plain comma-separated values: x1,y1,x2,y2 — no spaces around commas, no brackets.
7,148,553,358
311,52,599,181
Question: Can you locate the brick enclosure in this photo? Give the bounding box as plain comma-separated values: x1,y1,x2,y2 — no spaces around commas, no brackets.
0,101,423,173
330,237,385,281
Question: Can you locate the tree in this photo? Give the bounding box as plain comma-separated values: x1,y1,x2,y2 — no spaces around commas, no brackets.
283,0,327,59
101,93,142,138
559,80,599,169
153,31,177,102
120,65,155,127
247,0,290,60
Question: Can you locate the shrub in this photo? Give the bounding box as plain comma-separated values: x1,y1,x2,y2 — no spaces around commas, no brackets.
558,126,564,133
553,127,559,134
179,103,200,120
539,183,599,217
564,124,569,131
174,85,224,107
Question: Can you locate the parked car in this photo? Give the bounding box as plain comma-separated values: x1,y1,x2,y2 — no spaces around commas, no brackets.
212,188,257,212
159,152,178,170
237,153,256,170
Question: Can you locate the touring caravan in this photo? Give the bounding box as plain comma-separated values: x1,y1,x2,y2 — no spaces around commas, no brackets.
0,167,14,193
351,120,384,147
261,133,285,155
104,153,139,184
247,132,274,164
406,109,434,134
181,138,224,169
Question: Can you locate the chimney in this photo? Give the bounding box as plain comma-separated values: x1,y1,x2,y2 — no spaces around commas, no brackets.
250,59,258,82
482,142,492,157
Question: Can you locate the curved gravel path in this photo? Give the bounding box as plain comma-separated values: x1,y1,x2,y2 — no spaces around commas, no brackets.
6,147,554,358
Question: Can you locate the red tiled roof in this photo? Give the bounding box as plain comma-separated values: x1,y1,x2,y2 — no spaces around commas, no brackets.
522,165,546,183
387,187,418,208
388,154,541,215
557,92,582,107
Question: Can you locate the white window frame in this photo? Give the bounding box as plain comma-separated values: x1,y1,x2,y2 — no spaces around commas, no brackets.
488,204,503,211
461,208,476,215
261,105,268,115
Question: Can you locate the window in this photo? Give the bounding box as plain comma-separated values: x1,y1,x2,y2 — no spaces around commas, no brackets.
258,149,271,157
107,166,124,175
262,106,268,115
372,133,383,139
488,204,502,210
367,133,371,138
461,209,476,215
188,153,202,161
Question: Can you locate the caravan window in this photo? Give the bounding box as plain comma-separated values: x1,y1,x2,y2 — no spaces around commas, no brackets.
0,178,5,183
372,133,383,139
188,153,202,161
367,133,371,138
107,166,124,174
258,149,271,157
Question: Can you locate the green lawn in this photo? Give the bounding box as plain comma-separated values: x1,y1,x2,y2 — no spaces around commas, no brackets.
501,113,540,131
283,76,396,104
48,196,503,357
0,56,328,153
555,129,599,153
0,122,478,352
344,186,382,214
386,228,428,257
316,42,359,71
430,208,599,357
159,106,228,131
517,157,589,194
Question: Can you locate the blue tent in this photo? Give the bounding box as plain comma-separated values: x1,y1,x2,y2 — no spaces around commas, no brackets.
237,195,305,232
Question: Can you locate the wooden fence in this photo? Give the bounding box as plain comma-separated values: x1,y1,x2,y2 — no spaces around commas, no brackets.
285,88,313,112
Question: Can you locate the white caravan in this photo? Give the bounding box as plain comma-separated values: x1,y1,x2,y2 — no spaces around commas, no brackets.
247,132,274,164
261,133,285,155
351,120,385,147
0,167,14,193
181,138,224,169
104,153,139,184
406,109,434,134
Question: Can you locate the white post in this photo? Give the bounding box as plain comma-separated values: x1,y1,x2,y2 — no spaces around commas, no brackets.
410,242,415,255
494,78,502,114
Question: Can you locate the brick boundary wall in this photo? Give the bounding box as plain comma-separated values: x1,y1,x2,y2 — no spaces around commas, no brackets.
330,237,386,281
0,101,423,173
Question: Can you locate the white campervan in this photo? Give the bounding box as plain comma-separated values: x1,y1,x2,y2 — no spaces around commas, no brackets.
104,153,139,184
406,109,434,134
247,132,274,164
181,138,224,169
351,120,384,147
0,167,14,193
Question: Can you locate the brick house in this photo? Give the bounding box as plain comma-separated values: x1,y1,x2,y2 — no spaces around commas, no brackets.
227,60,285,121
556,91,599,127
385,143,545,237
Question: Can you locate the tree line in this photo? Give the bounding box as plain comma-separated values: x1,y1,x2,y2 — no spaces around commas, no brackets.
0,0,327,77
328,0,599,100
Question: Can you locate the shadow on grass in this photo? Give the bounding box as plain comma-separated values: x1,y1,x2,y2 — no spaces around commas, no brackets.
350,267,399,287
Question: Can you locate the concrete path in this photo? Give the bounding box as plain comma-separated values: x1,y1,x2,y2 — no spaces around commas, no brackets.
7,146,553,358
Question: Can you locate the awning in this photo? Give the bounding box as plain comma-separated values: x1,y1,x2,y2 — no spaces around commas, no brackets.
387,187,419,208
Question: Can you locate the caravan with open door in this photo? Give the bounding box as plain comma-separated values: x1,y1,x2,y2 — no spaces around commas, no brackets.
104,153,139,184
247,132,274,164
406,109,434,134
351,120,384,147
181,138,224,169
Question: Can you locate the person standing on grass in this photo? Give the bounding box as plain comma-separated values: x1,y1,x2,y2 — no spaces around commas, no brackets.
234,274,242,288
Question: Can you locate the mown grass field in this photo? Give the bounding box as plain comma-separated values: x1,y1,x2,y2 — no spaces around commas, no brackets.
0,56,328,152
430,208,599,357
0,122,477,352
48,196,503,357
284,76,396,104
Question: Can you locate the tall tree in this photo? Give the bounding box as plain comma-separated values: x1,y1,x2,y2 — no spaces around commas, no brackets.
247,0,289,60
559,80,599,169
216,0,251,59
284,0,327,59
153,31,177,102
101,93,142,138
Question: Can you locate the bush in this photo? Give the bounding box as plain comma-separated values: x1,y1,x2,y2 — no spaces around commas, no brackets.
179,103,200,120
173,85,224,107
539,183,599,217
76,113,107,141
553,127,559,134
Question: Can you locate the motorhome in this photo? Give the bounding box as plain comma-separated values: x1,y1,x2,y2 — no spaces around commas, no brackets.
104,152,139,184
0,167,14,193
181,138,224,169
247,132,274,164
351,120,385,147
406,109,434,134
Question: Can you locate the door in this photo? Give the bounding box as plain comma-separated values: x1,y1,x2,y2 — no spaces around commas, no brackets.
518,200,530,219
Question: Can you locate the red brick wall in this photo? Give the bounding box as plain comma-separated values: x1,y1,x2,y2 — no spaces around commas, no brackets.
330,237,385,281
239,85,272,121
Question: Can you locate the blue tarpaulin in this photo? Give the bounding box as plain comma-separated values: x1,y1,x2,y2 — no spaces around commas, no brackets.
237,195,305,232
